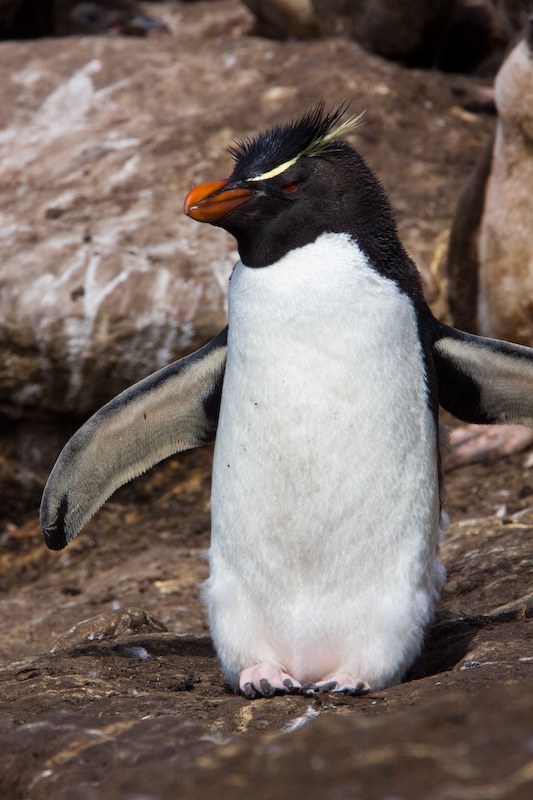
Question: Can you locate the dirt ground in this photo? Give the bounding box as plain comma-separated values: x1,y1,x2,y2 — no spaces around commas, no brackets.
0,433,532,799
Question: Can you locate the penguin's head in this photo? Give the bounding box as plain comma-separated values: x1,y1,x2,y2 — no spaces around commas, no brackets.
184,102,410,278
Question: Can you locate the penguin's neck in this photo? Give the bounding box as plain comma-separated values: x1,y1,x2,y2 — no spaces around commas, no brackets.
226,232,423,376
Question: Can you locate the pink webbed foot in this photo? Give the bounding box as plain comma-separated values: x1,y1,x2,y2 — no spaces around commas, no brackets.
239,662,302,699
303,673,371,697
446,423,533,470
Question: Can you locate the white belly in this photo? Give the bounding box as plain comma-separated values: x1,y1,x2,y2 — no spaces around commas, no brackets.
207,233,442,690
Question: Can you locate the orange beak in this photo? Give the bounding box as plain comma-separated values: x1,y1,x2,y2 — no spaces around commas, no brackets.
184,179,253,223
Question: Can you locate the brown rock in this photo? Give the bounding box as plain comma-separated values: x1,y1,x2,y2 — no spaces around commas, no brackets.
312,0,457,66
245,0,530,73
243,0,317,38
50,607,168,651
245,0,459,65
0,32,236,418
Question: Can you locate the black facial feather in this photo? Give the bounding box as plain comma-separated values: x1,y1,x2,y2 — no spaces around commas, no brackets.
228,101,350,182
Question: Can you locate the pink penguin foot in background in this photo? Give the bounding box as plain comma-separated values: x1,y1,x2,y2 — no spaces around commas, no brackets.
446,424,533,470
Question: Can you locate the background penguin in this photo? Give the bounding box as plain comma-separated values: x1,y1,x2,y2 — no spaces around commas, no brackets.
445,6,533,463
41,103,533,698
1,0,167,39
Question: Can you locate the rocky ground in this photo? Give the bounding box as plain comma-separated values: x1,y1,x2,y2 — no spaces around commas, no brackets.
1,2,532,799
1,441,533,799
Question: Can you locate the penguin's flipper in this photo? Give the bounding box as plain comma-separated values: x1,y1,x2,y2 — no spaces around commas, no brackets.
433,324,533,425
40,327,227,551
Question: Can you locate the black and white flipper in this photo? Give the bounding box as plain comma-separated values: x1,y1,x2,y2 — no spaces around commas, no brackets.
40,328,227,551
433,322,533,426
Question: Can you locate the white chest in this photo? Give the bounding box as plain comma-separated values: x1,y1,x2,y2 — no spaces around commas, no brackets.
211,233,438,562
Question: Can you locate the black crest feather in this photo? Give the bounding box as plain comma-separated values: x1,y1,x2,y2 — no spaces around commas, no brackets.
229,101,363,182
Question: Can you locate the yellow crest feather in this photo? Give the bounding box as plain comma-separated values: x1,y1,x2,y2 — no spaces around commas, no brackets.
248,109,365,182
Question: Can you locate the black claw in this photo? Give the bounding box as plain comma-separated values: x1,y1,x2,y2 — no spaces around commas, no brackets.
319,681,338,693
333,681,367,696
243,682,256,699
259,678,275,697
302,682,318,696
283,678,301,694
283,678,294,691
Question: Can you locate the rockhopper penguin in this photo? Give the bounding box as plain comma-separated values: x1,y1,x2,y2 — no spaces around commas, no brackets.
41,104,533,698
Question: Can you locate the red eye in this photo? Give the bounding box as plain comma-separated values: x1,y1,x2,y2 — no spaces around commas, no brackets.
282,182,299,193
